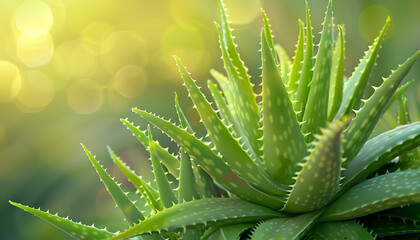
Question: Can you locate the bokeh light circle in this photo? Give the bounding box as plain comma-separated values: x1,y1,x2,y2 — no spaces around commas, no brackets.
16,33,54,67
0,61,21,102
113,65,147,98
359,5,392,42
14,0,54,37
100,31,148,74
223,0,262,25
13,70,54,113
67,78,104,114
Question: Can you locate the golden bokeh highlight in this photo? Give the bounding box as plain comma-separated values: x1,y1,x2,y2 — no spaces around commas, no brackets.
16,33,54,67
67,78,104,114
53,39,98,81
359,5,392,42
13,70,54,113
113,65,147,98
0,61,21,102
82,22,114,56
223,0,262,25
100,31,148,74
14,0,54,37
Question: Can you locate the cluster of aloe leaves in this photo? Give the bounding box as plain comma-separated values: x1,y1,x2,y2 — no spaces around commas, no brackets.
11,0,420,239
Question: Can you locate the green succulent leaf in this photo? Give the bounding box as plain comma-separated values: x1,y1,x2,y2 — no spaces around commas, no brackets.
262,10,278,66
284,120,345,213
337,17,390,118
321,170,420,222
295,1,314,120
9,201,115,239
109,198,287,240
209,69,236,116
374,203,420,223
343,50,420,166
301,0,334,141
178,149,200,203
121,118,180,178
82,144,144,224
108,146,163,213
327,24,344,122
175,56,286,195
208,223,254,240
288,19,305,93
341,122,420,192
133,108,286,209
175,92,194,133
274,44,291,84
251,209,323,240
308,221,375,240
386,79,414,111
261,29,307,185
361,215,420,237
217,1,262,157
148,126,178,208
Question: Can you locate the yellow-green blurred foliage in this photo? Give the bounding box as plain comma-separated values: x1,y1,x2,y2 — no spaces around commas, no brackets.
1,0,419,239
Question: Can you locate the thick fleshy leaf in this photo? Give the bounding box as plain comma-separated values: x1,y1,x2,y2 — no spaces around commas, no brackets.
327,24,344,122
321,170,420,222
262,10,278,65
178,149,200,203
121,118,180,178
386,79,414,111
342,50,420,166
175,56,285,195
251,209,323,240
81,144,144,224
133,109,286,209
288,19,305,93
109,198,287,239
284,120,345,213
295,1,313,120
374,203,420,223
108,146,163,213
361,215,420,237
301,0,334,141
10,201,115,239
148,126,178,208
274,44,291,84
261,29,307,185
218,1,262,157
175,92,194,133
341,122,420,193
337,17,390,118
308,221,374,240
208,224,254,240
210,69,236,116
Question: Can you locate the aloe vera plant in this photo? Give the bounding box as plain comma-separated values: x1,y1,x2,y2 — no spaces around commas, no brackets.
11,0,420,239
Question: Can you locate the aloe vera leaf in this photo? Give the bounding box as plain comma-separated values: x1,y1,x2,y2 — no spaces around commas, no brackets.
308,221,375,240
175,56,286,195
109,198,287,240
108,146,163,213
385,79,414,111
288,19,305,93
327,25,345,122
216,8,262,157
341,122,420,193
284,120,345,213
81,144,144,224
295,1,314,120
342,50,420,166
321,170,420,222
147,126,178,208
178,149,200,203
210,69,236,116
207,80,254,156
175,92,194,133
251,209,323,240
361,215,420,237
301,0,334,141
274,44,292,83
121,119,180,178
261,29,307,185
133,108,286,209
9,201,115,239
337,17,390,118
262,10,278,65
211,223,254,240
374,203,420,223
181,228,203,240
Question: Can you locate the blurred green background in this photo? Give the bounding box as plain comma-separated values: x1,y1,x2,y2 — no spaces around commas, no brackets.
1,0,419,239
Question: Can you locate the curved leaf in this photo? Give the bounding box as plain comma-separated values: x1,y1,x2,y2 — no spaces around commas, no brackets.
308,221,374,240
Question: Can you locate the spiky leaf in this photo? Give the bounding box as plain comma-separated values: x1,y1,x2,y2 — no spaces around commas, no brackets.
322,170,420,222
274,44,291,83
308,221,375,240
109,198,287,240
288,19,305,92
261,29,307,185
82,144,144,224
10,201,115,239
343,50,420,166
